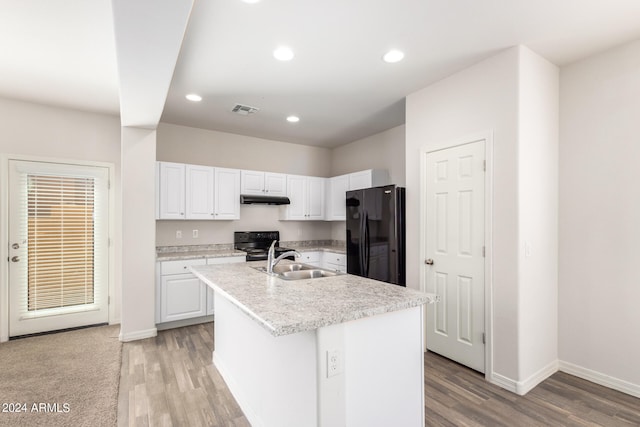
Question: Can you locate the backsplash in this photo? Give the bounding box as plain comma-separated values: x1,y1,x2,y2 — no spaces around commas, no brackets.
156,240,345,254
156,243,235,254
280,240,345,248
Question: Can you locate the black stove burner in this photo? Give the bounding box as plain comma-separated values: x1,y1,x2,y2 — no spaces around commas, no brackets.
234,231,295,261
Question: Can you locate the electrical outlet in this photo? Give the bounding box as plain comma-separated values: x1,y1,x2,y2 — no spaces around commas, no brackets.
192,229,199,238
327,349,341,378
176,230,182,239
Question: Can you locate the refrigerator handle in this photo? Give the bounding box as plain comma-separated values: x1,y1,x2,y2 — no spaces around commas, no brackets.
359,212,365,273
364,211,370,276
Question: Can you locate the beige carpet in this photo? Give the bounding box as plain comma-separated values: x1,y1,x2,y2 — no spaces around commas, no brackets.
0,325,121,427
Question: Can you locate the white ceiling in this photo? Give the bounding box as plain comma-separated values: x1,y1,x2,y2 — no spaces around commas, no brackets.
2,1,640,148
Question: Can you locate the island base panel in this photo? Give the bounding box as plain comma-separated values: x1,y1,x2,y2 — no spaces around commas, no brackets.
213,292,425,426
213,295,318,426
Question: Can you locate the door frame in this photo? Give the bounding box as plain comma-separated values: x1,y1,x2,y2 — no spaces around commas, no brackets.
419,130,494,380
0,154,116,342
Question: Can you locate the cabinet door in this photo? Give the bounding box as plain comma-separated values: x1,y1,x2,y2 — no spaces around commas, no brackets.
160,274,207,322
348,170,372,191
264,172,287,196
240,170,265,195
323,252,346,273
214,168,240,220
285,175,306,220
307,177,325,220
326,174,349,220
186,164,215,219
158,162,185,219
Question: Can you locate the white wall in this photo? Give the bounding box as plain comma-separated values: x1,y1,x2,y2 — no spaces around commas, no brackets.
559,39,640,390
155,123,332,245
517,49,559,386
406,47,521,380
120,127,157,341
0,97,122,335
330,125,405,186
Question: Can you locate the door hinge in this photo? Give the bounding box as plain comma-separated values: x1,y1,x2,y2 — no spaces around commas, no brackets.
108,296,110,305
483,160,486,171
482,333,486,344
482,246,485,257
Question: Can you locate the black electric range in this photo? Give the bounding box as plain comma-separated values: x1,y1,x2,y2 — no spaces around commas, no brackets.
234,231,295,261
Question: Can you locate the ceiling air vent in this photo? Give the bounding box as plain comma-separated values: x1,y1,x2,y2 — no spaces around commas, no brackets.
231,104,260,116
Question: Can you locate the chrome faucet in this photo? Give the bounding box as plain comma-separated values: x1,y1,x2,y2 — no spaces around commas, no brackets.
267,240,301,274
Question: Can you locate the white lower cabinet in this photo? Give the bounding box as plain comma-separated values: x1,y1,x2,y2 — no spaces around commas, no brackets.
157,255,245,325
295,250,346,272
296,251,322,267
159,259,207,323
323,251,346,273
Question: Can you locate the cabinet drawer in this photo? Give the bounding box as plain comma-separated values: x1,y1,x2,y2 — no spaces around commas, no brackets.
297,251,321,264
160,258,206,275
323,252,345,266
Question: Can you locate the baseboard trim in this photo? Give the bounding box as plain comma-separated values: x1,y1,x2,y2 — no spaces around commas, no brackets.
559,360,640,399
516,360,558,395
156,315,213,331
119,327,157,342
489,372,518,394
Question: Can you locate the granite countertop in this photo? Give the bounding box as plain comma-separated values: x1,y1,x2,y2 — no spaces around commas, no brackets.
157,249,246,261
190,261,438,337
156,241,346,261
286,244,346,254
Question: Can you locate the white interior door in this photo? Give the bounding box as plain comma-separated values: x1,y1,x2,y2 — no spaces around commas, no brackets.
424,140,485,372
8,160,109,337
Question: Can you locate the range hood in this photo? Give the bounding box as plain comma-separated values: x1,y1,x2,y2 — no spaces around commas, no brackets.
240,194,291,205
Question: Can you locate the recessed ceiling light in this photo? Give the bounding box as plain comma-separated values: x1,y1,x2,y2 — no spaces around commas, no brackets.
382,50,404,63
286,115,300,123
185,93,202,102
273,46,295,61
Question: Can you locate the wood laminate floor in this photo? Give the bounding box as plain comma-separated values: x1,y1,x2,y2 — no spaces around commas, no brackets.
118,323,640,426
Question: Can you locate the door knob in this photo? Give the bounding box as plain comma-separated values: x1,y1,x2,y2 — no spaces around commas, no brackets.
424,259,434,265
11,256,19,262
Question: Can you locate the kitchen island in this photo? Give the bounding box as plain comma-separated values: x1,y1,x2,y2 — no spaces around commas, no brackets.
191,261,437,427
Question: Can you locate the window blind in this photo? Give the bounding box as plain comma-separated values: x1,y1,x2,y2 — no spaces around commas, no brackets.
27,175,96,311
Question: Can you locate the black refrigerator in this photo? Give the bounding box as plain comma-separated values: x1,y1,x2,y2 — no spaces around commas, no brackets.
346,185,406,286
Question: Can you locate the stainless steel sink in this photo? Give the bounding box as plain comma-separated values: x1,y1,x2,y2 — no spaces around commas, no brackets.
252,263,343,280
279,269,340,280
272,263,309,274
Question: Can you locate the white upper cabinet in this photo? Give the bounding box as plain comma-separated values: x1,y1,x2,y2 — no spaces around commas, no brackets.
282,175,325,220
325,174,349,221
214,168,241,220
157,162,240,220
325,170,390,221
186,164,214,220
264,172,287,196
348,169,389,191
241,170,287,197
307,176,325,219
158,162,186,220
